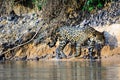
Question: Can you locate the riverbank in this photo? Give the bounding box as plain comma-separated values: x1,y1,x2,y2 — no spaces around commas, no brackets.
0,1,120,61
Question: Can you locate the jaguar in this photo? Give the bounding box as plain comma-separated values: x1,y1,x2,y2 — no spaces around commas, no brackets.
48,26,105,59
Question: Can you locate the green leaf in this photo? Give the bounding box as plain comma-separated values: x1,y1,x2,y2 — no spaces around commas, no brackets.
87,1,90,5
88,7,94,11
97,3,103,8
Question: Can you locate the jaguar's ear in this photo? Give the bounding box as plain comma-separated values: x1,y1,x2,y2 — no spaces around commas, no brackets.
102,31,105,35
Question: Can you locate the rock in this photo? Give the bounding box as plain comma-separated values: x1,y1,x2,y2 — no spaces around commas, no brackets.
0,24,4,28
24,15,31,20
35,20,40,25
0,54,5,61
0,17,3,22
0,16,7,22
81,1,120,27
6,29,12,34
29,21,35,26
7,10,19,23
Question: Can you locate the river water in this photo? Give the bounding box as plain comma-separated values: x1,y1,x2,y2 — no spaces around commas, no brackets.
0,60,120,80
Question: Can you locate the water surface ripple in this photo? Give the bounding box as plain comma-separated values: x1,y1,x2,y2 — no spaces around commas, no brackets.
0,60,120,80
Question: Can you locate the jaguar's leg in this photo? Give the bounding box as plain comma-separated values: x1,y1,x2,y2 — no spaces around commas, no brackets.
95,43,102,59
56,48,62,59
88,39,95,59
88,46,94,59
74,43,81,57
56,40,68,59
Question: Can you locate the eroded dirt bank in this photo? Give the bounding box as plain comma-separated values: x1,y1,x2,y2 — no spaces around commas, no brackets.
11,41,120,60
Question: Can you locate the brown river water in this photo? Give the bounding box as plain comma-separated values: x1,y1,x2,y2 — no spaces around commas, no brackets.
0,60,120,80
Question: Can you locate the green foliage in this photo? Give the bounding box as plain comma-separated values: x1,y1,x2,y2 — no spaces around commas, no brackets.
82,0,107,12
32,0,47,10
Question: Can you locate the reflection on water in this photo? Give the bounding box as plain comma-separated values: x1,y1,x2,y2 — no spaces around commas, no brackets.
0,60,120,80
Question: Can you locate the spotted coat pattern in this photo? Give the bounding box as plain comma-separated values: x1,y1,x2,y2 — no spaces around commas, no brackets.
48,26,105,59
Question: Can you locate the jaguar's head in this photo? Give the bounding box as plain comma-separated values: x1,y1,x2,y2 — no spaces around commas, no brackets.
94,31,105,46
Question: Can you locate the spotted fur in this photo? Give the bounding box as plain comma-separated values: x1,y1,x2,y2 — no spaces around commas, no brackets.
48,26,105,59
